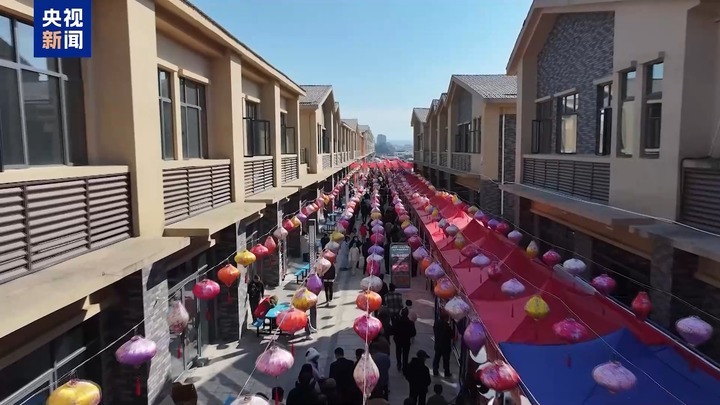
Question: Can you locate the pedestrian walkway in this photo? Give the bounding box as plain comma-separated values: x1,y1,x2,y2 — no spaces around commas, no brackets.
182,261,460,404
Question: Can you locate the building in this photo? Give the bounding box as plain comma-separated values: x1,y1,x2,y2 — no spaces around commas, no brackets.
412,75,517,218
0,0,372,403
377,134,387,145
502,0,720,362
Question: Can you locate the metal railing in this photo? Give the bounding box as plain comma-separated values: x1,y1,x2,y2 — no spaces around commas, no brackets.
451,153,471,171
522,157,610,203
281,155,299,184
244,157,275,197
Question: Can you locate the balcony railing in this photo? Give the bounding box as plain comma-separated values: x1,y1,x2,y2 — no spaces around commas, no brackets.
451,153,471,171
414,151,423,161
300,148,308,165
0,170,132,284
431,152,437,164
281,155,299,184
321,154,332,170
522,157,610,203
439,153,448,167
680,160,720,234
163,163,232,224
244,156,274,197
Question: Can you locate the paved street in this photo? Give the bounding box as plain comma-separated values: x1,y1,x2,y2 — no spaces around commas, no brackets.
182,261,460,404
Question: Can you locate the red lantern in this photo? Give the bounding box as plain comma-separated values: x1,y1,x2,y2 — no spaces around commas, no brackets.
460,245,479,258
353,314,382,341
264,236,278,255
475,361,520,392
553,318,589,367
282,219,295,232
192,279,220,300
251,243,270,259
542,250,562,266
323,250,337,264
591,274,617,295
356,291,382,312
277,308,308,334
485,263,503,282
407,235,422,250
366,260,381,276
495,222,511,235
631,291,652,320
370,233,385,245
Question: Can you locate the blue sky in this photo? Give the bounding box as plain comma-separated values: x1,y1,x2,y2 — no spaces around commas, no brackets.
193,0,532,143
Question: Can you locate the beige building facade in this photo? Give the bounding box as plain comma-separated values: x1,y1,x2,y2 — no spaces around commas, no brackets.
0,0,371,403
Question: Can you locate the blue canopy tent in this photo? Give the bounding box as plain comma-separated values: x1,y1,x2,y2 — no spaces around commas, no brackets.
499,329,720,405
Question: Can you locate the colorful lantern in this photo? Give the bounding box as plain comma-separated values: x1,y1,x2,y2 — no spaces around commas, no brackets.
314,258,332,276
282,219,295,232
507,230,523,244
453,234,466,250
473,210,485,221
273,227,288,241
331,231,345,242
356,291,383,312
524,295,550,321
562,258,586,276
305,273,323,295
460,245,479,258
425,262,446,280
675,316,713,347
291,287,318,311
370,233,385,245
250,244,270,259
445,225,459,236
296,213,308,224
277,308,308,334
168,301,190,334
434,277,457,300
325,241,341,253
542,250,562,266
419,257,433,272
412,246,429,261
366,260,381,276
372,224,385,234
353,314,383,341
438,218,448,229
290,216,302,228
553,318,589,343
360,275,383,292
47,379,101,405
408,235,422,250
371,211,382,220
476,361,520,392
501,278,526,298
591,274,617,295
322,249,337,264
115,335,157,367
400,220,411,230
463,320,487,354
526,240,539,259
444,297,470,321
235,250,257,267
468,206,480,214
218,264,240,288
486,263,504,282
230,396,269,405
403,225,419,237
368,245,384,256
592,361,637,394
354,353,380,396
471,254,491,267
631,292,652,320
495,222,511,235
256,345,294,377
192,279,220,300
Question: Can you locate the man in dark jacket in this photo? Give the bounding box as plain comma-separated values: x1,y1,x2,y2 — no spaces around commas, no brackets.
287,372,322,405
247,275,264,321
329,348,359,403
393,309,415,371
432,314,454,377
404,350,432,405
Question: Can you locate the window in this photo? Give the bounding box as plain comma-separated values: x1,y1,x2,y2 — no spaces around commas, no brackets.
158,70,174,159
316,124,323,154
0,16,86,168
557,93,578,154
643,62,663,155
280,112,296,154
454,122,472,153
532,100,553,153
322,128,330,154
180,78,207,159
244,101,270,157
618,69,636,157
596,83,612,155
472,117,481,153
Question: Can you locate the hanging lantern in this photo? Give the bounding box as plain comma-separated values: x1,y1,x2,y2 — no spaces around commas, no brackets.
263,236,278,255
235,250,257,267
400,220,411,230
460,245,479,258
115,335,157,367
296,213,308,224
360,275,383,292
277,308,308,334
419,257,433,272
562,258,586,276
403,225,419,237
314,258,332,276
473,210,485,221
486,263,504,282
476,361,520,392
399,214,410,223
354,353,380,397
218,264,240,288
368,253,383,263
471,254,491,267
676,316,713,347
507,230,523,244
370,233,385,245
371,211,382,220
412,246,429,261
250,244,270,259
541,250,562,266
273,227,288,241
591,274,617,295
369,245,384,256
468,206,480,214
256,345,294,377
444,297,470,321
425,262,446,280
553,318,589,343
353,314,383,341
631,292,652,320
192,279,220,300
424,205,434,214
454,234,466,250
371,224,384,234
463,320,487,354
168,301,190,334
291,287,318,311
356,290,383,312
495,222,511,235
408,235,422,250
524,295,550,321
592,361,637,394
290,216,302,228
501,278,526,298
445,225,459,237
282,219,295,232
322,249,337,264
325,241,341,253
331,231,345,242
366,260,381,276
434,277,457,300
438,218,449,230
306,273,323,295
526,240,539,259
47,379,102,405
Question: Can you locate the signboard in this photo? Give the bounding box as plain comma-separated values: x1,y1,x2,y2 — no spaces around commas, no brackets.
34,0,92,58
390,243,412,289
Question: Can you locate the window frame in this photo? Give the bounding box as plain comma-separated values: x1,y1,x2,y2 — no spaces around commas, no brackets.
596,83,613,156
0,15,78,169
532,100,553,154
158,69,175,160
179,77,207,159
280,112,296,154
243,100,271,157
642,61,663,157
617,69,637,157
556,92,578,154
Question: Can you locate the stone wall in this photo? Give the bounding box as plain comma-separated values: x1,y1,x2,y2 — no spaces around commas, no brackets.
536,12,614,154
479,180,501,217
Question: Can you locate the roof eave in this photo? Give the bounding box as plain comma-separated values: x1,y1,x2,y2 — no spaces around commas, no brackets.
507,5,541,75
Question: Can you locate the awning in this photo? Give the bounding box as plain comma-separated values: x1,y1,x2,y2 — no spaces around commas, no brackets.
245,186,295,204
630,222,720,263
164,201,266,237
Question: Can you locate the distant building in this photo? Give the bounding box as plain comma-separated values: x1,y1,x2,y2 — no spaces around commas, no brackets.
377,134,387,145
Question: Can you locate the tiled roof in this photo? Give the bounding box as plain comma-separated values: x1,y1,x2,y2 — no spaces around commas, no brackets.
452,75,517,99
343,119,359,129
413,108,430,123
431,99,439,109
299,85,332,105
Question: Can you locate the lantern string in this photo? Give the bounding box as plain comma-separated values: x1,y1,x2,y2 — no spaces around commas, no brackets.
423,183,720,324
18,170,363,405
400,173,689,404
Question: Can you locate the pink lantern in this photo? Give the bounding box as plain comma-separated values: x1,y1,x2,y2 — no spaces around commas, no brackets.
407,235,422,250
403,225,419,237
354,353,380,396
542,250,562,266
366,260,381,276
251,244,270,259
115,335,157,367
339,219,349,230
463,320,487,354
591,274,617,295
168,301,190,334
495,222,511,235
471,254,491,267
412,246,429,261
323,250,337,264
592,361,637,394
476,361,520,392
460,245,479,258
256,345,294,377
562,258,586,276
282,219,295,232
353,314,383,341
273,226,288,241
507,230,523,244
501,278,525,298
296,213,308,224
192,279,220,300
424,262,445,280
305,273,323,295
370,233,385,244
485,263,504,282
675,316,713,347
264,236,277,255
553,318,589,343
444,297,470,321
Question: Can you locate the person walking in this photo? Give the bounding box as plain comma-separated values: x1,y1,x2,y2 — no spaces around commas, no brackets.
426,384,449,405
384,284,404,320
287,371,322,405
329,348,359,404
432,313,454,377
305,348,325,382
301,233,310,263
321,378,343,405
322,263,337,304
369,343,391,400
349,242,361,276
377,274,389,304
359,223,368,242
404,350,432,405
247,274,264,322
337,236,350,271
393,308,415,371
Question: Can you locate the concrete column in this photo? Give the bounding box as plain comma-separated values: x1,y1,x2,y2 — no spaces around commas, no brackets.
258,203,283,287
515,55,538,183
287,97,301,174
261,82,282,187
573,232,594,282
209,53,245,201
446,103,453,165
88,0,163,236
311,111,321,174
649,239,702,328
287,196,302,257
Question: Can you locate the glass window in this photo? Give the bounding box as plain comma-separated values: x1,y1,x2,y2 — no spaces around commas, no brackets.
180,78,206,159
646,62,663,96
532,100,553,154
596,84,612,156
643,62,663,155
621,70,636,100
0,15,14,61
63,59,87,165
557,93,578,154
0,66,24,166
23,71,64,165
15,22,58,72
618,70,636,157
